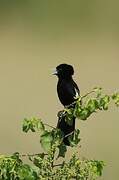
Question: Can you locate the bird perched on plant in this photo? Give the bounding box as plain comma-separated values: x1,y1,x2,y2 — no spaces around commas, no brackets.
53,63,80,146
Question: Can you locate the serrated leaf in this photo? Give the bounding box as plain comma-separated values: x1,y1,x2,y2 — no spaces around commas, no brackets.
23,118,45,133
112,93,119,106
40,131,53,151
52,129,63,146
22,118,30,133
33,153,45,168
65,108,74,125
30,117,39,132
87,99,98,113
18,164,37,180
30,123,36,132
78,108,90,120
103,95,110,103
100,95,110,110
37,119,45,132
73,102,82,118
69,129,81,147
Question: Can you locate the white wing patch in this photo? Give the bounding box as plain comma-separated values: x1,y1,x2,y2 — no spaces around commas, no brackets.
74,87,79,99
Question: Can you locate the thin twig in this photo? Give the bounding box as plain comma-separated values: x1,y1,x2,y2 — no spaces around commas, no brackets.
20,153,48,157
53,163,63,167
81,90,95,99
44,123,56,129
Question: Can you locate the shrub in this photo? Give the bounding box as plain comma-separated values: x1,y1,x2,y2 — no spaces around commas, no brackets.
0,87,118,179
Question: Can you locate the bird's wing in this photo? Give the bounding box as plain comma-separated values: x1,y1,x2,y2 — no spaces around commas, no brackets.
73,81,80,98
63,80,79,99
57,79,80,106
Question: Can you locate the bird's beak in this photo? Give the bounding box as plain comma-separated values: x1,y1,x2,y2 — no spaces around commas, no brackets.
52,69,58,75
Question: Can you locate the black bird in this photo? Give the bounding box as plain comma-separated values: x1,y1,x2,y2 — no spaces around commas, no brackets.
53,64,80,145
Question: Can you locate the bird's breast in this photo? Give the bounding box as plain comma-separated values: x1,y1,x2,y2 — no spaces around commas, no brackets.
57,79,77,106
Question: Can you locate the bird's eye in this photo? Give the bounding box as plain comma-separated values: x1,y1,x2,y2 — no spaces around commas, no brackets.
57,68,62,73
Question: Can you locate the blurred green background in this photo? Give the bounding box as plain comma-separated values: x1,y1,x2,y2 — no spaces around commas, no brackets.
0,0,119,179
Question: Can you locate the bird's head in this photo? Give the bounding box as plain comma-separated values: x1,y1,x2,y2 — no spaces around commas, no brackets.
53,64,74,79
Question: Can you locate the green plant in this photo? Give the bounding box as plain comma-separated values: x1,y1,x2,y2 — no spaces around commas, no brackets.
0,87,118,179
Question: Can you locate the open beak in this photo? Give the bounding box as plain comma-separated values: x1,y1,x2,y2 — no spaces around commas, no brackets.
52,69,58,75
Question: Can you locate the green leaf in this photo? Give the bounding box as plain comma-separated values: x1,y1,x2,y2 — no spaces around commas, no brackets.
30,117,39,132
18,164,37,180
69,129,81,146
78,108,90,120
33,153,45,168
73,102,82,118
103,104,108,110
103,95,110,103
112,93,119,106
22,118,45,133
37,119,45,131
29,123,36,132
100,95,110,110
22,118,30,133
40,131,53,151
51,129,63,146
86,99,98,113
65,108,74,125
96,161,105,176
57,143,67,158
90,160,105,177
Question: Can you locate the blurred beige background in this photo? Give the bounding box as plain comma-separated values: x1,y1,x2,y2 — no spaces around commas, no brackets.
0,1,119,179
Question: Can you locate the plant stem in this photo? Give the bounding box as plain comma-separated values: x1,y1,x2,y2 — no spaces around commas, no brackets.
44,123,56,129
81,90,95,99
20,153,48,157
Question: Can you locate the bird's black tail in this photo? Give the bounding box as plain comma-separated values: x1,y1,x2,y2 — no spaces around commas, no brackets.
57,112,75,146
